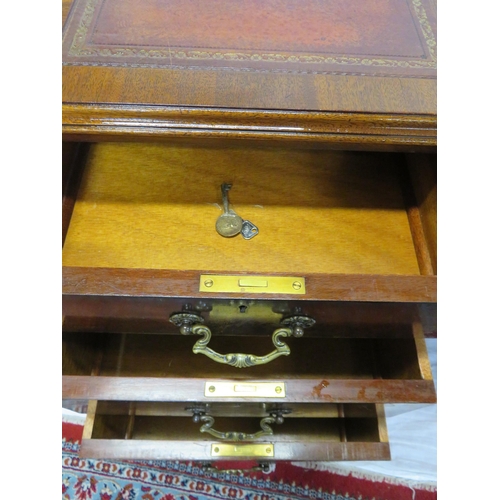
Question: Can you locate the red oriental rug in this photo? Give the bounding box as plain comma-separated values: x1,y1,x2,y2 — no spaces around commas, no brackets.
62,421,436,500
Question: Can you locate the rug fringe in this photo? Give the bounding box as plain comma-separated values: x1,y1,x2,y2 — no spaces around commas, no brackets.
62,409,86,425
292,462,437,492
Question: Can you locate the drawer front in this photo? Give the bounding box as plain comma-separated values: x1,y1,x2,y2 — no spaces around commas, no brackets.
63,320,436,404
79,401,390,462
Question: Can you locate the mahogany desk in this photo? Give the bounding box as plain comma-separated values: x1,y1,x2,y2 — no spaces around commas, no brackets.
62,0,437,467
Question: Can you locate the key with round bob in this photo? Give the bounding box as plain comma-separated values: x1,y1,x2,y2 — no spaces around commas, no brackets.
214,182,244,238
215,183,259,239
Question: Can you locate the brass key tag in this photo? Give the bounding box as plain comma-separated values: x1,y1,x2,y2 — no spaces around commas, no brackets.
215,183,243,237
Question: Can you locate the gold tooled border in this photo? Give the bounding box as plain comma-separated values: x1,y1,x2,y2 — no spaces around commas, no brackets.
66,0,436,70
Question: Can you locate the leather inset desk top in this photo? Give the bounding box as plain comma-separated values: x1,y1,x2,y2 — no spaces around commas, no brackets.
63,0,436,78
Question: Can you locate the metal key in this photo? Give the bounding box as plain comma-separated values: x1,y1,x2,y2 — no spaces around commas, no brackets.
215,183,243,237
241,219,259,240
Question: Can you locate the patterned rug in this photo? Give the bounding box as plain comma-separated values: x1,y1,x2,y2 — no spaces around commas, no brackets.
62,421,436,500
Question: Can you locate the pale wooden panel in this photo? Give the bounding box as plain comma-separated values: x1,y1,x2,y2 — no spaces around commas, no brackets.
407,153,437,274
82,400,97,440
376,404,389,443
62,143,420,275
413,322,434,380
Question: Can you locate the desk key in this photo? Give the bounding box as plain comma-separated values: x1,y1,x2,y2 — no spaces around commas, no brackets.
215,183,243,238
241,219,259,239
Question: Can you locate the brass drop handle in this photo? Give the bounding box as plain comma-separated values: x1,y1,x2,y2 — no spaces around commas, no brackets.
169,309,315,368
187,408,290,441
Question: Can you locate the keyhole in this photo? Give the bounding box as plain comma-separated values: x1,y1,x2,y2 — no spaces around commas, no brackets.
239,305,248,313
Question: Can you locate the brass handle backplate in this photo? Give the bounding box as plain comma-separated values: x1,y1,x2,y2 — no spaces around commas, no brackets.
169,308,315,368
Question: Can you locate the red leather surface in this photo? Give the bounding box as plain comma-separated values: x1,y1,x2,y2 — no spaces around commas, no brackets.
63,0,436,77
92,0,423,57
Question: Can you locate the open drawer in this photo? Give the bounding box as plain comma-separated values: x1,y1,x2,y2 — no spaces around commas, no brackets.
62,321,436,404
80,400,390,462
63,141,436,306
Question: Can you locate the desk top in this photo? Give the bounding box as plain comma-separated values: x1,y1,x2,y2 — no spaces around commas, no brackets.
63,0,437,147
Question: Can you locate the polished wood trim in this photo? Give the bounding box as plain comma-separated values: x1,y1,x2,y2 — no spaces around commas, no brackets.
376,405,389,443
400,162,435,275
62,142,89,246
62,64,436,115
82,400,97,440
63,104,436,150
413,322,434,380
407,154,437,273
63,376,436,404
63,266,437,303
79,438,390,461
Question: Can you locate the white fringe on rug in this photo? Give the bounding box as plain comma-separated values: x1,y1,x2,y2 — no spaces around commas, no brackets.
293,461,437,493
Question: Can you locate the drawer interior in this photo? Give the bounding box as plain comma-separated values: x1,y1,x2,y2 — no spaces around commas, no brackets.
62,142,436,276
91,401,369,418
63,330,428,380
91,416,381,443
62,299,436,337
80,401,389,461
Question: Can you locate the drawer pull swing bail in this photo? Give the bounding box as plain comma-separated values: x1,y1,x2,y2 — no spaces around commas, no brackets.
169,308,315,368
186,407,291,442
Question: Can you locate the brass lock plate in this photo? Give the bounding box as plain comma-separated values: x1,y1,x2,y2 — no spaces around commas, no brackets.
205,381,285,398
200,275,305,294
211,443,274,457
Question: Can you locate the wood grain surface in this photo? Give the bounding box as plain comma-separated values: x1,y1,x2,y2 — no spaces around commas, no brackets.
407,153,437,273
80,438,390,461
63,334,426,379
62,142,90,245
90,415,380,442
62,0,436,141
61,298,431,337
62,105,437,150
62,66,437,142
62,267,437,303
62,143,422,276
91,401,380,419
63,375,436,404
400,159,435,275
